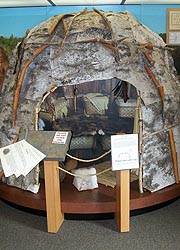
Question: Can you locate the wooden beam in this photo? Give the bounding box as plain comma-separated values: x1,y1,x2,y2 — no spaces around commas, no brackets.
115,169,130,232
44,160,64,233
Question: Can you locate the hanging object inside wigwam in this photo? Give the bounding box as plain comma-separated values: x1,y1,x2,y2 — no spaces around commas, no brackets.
112,80,129,103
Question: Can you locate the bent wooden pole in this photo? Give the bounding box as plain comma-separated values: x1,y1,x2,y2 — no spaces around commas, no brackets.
168,130,179,183
143,50,153,64
12,45,49,127
12,59,31,127
144,64,164,105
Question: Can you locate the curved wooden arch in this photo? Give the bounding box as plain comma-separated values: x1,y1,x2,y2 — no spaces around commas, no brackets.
12,45,49,127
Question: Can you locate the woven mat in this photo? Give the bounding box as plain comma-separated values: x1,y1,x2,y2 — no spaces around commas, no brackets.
95,161,138,188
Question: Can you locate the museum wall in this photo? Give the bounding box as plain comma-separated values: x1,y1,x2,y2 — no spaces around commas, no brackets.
0,4,180,37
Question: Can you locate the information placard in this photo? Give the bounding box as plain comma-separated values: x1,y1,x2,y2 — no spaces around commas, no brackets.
111,134,139,171
0,139,46,177
166,8,180,45
52,131,68,144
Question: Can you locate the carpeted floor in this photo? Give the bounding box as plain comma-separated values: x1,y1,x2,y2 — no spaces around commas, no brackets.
0,197,180,250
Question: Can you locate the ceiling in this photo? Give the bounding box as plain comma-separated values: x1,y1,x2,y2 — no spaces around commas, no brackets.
0,0,179,8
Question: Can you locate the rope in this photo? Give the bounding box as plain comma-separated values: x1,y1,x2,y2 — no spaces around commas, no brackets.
66,149,111,162
57,149,112,177
57,165,112,178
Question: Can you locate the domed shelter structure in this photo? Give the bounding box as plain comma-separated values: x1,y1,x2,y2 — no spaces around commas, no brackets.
0,9,180,194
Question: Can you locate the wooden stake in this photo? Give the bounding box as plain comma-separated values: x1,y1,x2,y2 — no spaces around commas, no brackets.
137,93,144,194
144,64,164,105
143,50,153,64
168,130,179,183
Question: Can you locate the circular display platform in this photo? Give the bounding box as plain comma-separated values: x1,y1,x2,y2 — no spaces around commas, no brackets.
0,176,180,214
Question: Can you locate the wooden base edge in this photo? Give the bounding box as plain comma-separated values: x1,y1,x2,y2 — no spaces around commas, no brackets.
0,178,180,214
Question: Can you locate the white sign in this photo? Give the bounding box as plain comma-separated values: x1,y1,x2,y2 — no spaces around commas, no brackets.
0,139,46,177
169,32,180,44
52,131,68,144
111,134,139,171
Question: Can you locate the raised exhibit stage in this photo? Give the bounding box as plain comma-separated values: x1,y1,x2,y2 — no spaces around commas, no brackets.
0,175,180,214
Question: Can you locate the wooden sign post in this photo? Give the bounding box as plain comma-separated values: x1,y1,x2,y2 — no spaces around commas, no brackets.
115,169,130,232
44,160,64,233
19,130,72,233
111,134,139,233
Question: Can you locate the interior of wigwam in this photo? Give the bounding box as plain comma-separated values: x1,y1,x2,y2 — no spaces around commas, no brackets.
37,78,139,187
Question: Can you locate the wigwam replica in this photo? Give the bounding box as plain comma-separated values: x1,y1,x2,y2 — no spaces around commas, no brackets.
0,9,179,193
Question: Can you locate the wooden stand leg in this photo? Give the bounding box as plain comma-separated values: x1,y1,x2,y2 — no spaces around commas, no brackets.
115,170,130,232
44,161,64,233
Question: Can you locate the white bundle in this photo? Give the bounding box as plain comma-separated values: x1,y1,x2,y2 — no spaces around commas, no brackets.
72,167,98,191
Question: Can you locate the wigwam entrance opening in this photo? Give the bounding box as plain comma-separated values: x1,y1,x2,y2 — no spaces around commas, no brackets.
37,79,137,156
